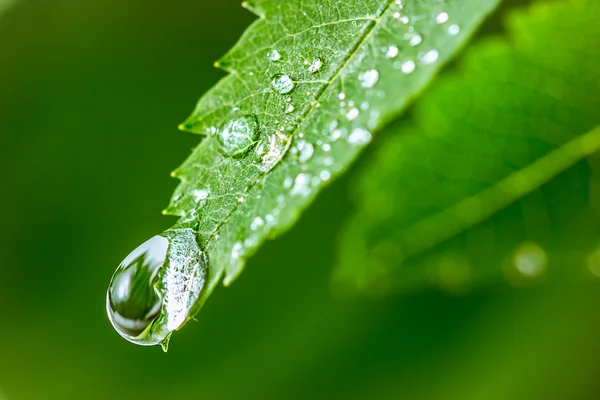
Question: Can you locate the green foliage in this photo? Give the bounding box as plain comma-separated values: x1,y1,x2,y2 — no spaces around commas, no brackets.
169,0,501,313
336,0,600,294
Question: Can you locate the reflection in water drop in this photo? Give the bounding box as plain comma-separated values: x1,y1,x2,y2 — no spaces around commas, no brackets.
271,74,295,94
107,229,207,348
217,115,259,157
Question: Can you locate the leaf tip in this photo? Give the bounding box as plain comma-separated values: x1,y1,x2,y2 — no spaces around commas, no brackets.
241,1,265,18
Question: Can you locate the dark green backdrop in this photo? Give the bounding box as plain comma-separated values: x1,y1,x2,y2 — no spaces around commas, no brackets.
1,1,600,399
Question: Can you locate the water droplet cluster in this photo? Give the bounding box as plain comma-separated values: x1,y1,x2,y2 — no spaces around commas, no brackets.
110,0,474,346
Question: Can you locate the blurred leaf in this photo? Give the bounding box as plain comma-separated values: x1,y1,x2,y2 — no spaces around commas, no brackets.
166,0,500,312
335,0,600,294
0,0,18,17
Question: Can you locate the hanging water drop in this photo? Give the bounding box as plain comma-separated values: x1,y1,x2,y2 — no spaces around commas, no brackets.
217,114,259,157
106,229,207,348
271,74,295,94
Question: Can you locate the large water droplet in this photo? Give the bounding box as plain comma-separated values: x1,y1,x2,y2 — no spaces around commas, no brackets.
107,229,207,348
217,114,259,157
107,236,167,343
271,74,295,94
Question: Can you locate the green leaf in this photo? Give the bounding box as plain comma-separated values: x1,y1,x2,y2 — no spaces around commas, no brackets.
166,0,501,314
335,0,600,294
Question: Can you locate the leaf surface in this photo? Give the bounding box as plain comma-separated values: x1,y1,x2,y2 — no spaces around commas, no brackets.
335,0,600,294
166,0,501,314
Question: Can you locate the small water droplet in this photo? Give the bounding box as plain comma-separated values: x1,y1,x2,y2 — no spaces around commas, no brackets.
348,128,372,145
322,143,331,152
435,12,449,24
337,92,346,101
359,69,379,88
250,217,265,231
217,115,259,157
290,173,311,196
447,24,460,36
297,141,315,163
320,170,331,181
408,33,422,47
308,58,322,73
401,60,416,74
285,104,295,113
346,107,360,121
267,49,281,61
386,45,399,59
283,176,293,188
419,49,439,65
399,15,409,24
271,74,294,94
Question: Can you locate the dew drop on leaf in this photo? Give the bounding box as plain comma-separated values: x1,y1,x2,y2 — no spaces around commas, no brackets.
359,69,379,88
297,140,314,163
308,57,322,73
267,49,281,61
419,49,439,65
217,114,259,157
401,60,416,74
435,12,449,24
447,24,460,36
270,73,295,94
348,128,372,145
386,45,399,59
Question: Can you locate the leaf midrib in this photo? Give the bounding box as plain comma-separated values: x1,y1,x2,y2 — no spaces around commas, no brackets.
203,0,396,247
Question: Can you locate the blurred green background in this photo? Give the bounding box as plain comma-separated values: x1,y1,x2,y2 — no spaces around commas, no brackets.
2,1,600,399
